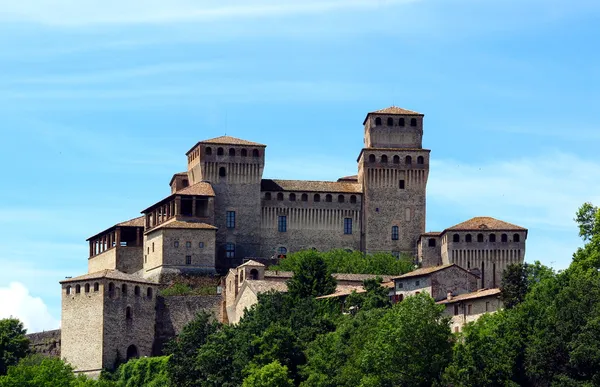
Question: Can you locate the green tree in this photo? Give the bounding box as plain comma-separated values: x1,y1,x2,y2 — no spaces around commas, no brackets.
242,361,293,387
575,202,600,241
0,318,29,376
286,251,337,298
500,261,553,309
164,311,220,387
0,355,75,387
113,356,170,387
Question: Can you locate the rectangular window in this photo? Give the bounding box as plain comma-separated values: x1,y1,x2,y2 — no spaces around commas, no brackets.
226,211,236,228
186,255,192,265
398,282,403,289
344,218,352,234
454,305,459,316
392,226,399,240
147,247,149,254
152,242,155,252
415,280,420,286
278,216,287,232
226,243,235,259
174,241,179,248
467,304,473,315
485,301,490,312
186,241,191,248
399,180,405,189
199,242,204,248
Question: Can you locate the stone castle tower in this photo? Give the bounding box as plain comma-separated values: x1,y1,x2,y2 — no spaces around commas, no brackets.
359,107,429,256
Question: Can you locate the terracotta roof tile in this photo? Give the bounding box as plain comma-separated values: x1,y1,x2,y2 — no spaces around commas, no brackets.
200,136,266,147
337,175,358,182
421,232,442,237
246,280,289,294
392,264,457,280
444,217,527,232
239,260,265,268
60,269,154,284
370,106,423,115
264,271,294,279
437,288,501,305
117,216,145,228
316,285,365,299
146,219,217,233
176,182,215,196
333,273,394,282
261,179,362,194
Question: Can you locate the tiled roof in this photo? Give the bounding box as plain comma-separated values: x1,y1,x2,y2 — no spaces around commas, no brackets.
337,175,358,182
239,260,265,268
176,182,215,196
392,264,456,280
169,172,188,186
261,179,362,194
264,271,294,279
117,216,145,228
316,285,365,299
437,288,502,305
246,280,289,294
444,217,527,232
333,273,394,282
60,270,154,284
200,136,266,147
146,219,217,233
421,232,442,237
370,106,423,115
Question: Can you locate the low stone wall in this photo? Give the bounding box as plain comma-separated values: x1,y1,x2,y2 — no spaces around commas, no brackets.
27,329,61,358
153,294,223,355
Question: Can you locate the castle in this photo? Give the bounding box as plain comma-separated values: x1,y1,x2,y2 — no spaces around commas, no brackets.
58,106,527,375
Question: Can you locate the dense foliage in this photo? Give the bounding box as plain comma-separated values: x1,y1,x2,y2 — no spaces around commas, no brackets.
9,203,600,386
0,318,29,376
271,249,415,276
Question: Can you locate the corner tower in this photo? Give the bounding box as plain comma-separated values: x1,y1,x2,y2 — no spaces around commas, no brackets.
359,107,430,258
186,136,266,270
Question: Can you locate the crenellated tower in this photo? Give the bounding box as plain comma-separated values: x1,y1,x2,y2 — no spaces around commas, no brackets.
186,136,266,269
359,107,430,258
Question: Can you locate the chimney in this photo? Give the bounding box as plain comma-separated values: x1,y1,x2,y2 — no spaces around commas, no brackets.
447,291,452,300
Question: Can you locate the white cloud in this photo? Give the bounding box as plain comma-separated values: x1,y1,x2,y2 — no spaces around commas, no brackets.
0,0,419,26
0,282,60,333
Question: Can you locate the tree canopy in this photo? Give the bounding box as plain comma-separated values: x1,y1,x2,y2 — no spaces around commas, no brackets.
0,318,29,376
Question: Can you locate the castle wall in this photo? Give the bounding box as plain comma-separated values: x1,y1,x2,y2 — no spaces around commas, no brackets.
27,329,61,358
364,115,423,148
116,246,143,274
233,285,258,325
430,267,477,301
143,231,164,277
259,195,362,256
102,280,156,371
443,231,526,289
443,295,503,333
61,282,105,374
88,249,117,273
419,235,442,267
153,295,222,355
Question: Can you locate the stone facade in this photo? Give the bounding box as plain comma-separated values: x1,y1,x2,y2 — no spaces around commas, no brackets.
438,288,503,333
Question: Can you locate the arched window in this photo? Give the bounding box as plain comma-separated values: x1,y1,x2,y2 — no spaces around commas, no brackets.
205,147,212,156
392,226,399,240
277,192,284,201
513,234,520,242
387,117,393,126
85,283,90,293
325,194,332,202
108,282,115,298
182,179,189,187
219,167,226,177
375,117,382,126
301,194,308,202
428,238,436,247
417,156,424,164
405,156,412,164
289,193,296,201
126,345,138,360
134,286,140,296
94,282,99,292
489,234,496,242
277,247,287,259
241,149,248,157
393,155,400,164
76,284,81,294
217,147,224,156
410,118,417,126
350,195,357,204
265,192,272,200
338,195,345,203
66,285,72,295
381,155,388,163
122,284,128,295
477,233,484,242
399,118,405,126
126,306,132,320
314,194,321,202
465,234,472,243
147,287,153,299
252,149,260,157
501,233,508,242
453,234,460,243
228,148,236,156
250,269,259,280
368,154,376,163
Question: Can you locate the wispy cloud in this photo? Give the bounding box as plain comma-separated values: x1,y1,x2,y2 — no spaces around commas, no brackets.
0,282,60,332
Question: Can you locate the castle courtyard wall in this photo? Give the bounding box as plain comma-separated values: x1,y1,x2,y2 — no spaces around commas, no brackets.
88,249,117,273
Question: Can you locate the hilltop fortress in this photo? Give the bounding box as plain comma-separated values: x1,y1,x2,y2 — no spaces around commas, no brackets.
57,107,527,375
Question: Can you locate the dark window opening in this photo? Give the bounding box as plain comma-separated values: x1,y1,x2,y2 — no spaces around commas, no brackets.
126,306,132,320
393,155,400,164
108,282,115,298
182,179,189,187
344,218,352,234
250,268,259,280
217,147,224,156
226,211,236,228
514,234,520,242
301,194,308,202
399,180,405,189
94,282,99,292
314,194,321,202
381,155,388,163
122,284,127,296
368,154,376,163
229,148,235,156
415,280,420,286
199,242,204,248
66,285,71,295
265,192,272,200
241,149,248,157
387,117,393,126
147,288,153,299
454,305,459,316
278,216,287,232
325,194,332,202
126,345,138,360
85,283,90,293
375,117,382,126
501,233,508,242
277,192,284,201
405,155,412,164
134,286,140,296
453,234,460,243
489,234,496,242
350,195,357,204
477,233,484,242
205,147,212,156
428,238,436,247
277,247,287,259
410,118,417,126
417,156,424,165
219,167,226,177
289,193,296,201
174,241,180,248
466,234,472,243
76,285,81,294
181,198,193,216
226,243,235,259
252,149,260,157
392,226,399,240
338,195,345,203
186,241,191,248
399,117,405,126
186,255,192,265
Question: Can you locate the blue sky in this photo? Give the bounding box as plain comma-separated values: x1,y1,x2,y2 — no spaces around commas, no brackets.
1,0,600,331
